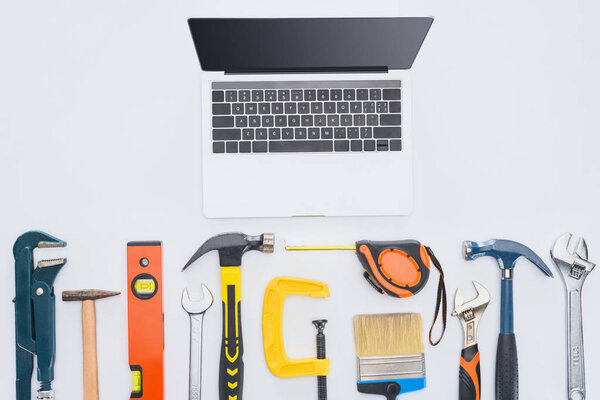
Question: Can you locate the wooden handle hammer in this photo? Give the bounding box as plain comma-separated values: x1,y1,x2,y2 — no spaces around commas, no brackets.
63,289,120,400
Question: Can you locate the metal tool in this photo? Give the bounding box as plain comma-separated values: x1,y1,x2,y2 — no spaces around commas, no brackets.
62,289,120,400
313,320,328,400
183,232,274,400
464,239,553,400
181,285,214,400
551,233,596,400
13,231,67,400
452,281,490,400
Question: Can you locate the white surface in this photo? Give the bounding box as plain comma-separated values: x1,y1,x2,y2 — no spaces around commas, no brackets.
1,0,599,399
201,72,413,218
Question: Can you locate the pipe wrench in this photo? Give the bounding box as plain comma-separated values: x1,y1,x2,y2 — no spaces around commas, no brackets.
13,231,67,400
551,233,596,400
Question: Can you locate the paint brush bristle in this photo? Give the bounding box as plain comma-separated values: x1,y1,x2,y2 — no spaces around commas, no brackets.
354,313,424,357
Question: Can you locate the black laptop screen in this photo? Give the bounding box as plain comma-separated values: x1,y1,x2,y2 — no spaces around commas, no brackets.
188,18,433,72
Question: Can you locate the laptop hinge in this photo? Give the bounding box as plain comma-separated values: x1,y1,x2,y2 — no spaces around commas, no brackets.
224,66,389,75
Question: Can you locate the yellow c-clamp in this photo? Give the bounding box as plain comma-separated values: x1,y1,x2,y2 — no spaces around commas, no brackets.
262,277,330,378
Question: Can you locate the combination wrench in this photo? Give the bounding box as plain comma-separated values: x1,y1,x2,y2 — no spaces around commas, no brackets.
182,285,214,400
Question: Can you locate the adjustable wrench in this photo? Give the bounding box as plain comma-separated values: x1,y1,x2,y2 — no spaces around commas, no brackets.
551,233,596,400
452,281,490,400
182,285,214,400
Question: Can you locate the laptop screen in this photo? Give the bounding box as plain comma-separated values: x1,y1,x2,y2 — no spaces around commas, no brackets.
188,18,433,72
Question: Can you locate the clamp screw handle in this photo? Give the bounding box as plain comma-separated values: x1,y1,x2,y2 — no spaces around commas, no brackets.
312,320,328,400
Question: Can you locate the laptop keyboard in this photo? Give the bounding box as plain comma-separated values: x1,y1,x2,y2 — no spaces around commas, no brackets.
211,81,402,154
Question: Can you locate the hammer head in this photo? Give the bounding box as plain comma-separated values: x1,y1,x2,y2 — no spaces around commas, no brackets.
464,239,553,277
182,232,274,270
62,289,121,302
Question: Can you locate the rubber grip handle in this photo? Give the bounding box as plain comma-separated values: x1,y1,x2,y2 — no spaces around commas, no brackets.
459,344,481,400
220,267,243,400
496,333,518,400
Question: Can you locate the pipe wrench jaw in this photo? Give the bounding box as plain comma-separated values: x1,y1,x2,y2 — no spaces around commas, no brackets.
551,233,596,284
452,281,490,348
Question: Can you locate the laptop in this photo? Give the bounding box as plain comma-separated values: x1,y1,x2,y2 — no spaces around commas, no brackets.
188,18,433,218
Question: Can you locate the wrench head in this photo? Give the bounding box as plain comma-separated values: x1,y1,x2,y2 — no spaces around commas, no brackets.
551,233,596,281
452,281,491,317
181,284,214,315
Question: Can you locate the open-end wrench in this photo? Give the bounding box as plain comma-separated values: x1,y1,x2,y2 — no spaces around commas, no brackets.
551,233,596,400
452,281,490,400
182,285,214,400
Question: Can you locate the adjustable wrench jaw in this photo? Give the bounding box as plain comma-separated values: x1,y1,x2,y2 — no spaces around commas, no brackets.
452,281,490,348
552,233,596,290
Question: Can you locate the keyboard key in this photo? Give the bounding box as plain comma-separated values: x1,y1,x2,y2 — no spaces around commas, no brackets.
341,115,352,126
285,103,297,114
308,128,320,139
298,102,310,114
360,127,373,138
324,102,336,114
259,103,271,114
317,89,329,101
350,102,362,113
253,141,268,153
337,102,349,113
311,102,323,114
327,115,340,126
242,129,254,140
364,139,376,151
367,114,378,126
357,89,369,100
295,128,307,139
315,115,327,126
377,102,388,113
363,102,375,113
213,129,241,141
377,139,389,151
383,89,401,100
374,127,402,138
252,90,264,102
232,103,244,114
213,103,231,115
256,128,267,140
213,141,225,153
390,140,402,151
389,101,401,113
278,90,290,101
225,90,237,102
288,115,300,126
269,128,281,140
344,89,355,100
272,102,284,114
235,116,248,127
245,103,257,114
282,128,294,139
335,128,346,139
226,141,238,153
270,140,333,152
304,89,316,101
331,89,342,100
262,115,274,127
213,116,234,127
212,91,224,102
275,115,287,127
301,115,313,126
265,90,277,101
239,141,251,153
334,140,349,151
351,140,362,151
347,127,359,138
249,116,260,127
321,127,333,139
291,90,303,101
380,114,401,126
239,90,250,102
369,89,382,100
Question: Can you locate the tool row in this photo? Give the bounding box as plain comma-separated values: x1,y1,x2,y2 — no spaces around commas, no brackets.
12,231,595,400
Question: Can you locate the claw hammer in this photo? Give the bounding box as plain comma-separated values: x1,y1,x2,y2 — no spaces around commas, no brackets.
183,233,274,400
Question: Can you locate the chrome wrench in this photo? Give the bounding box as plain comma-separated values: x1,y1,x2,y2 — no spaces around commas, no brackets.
182,285,214,400
551,233,596,400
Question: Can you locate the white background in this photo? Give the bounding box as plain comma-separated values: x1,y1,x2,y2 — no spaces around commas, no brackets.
1,0,599,399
